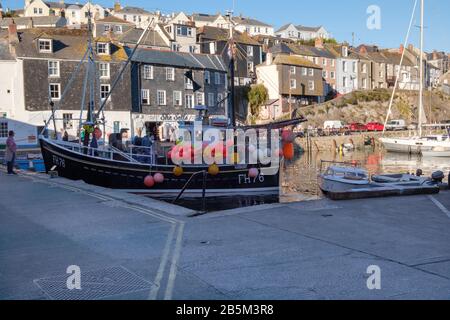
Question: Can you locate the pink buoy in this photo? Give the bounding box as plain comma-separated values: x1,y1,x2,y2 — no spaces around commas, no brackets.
248,168,259,179
144,175,155,188
154,173,165,184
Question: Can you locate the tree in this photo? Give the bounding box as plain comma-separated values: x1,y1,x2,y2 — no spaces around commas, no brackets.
247,84,268,118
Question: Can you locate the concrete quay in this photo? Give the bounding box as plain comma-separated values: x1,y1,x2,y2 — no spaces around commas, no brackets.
1,168,450,300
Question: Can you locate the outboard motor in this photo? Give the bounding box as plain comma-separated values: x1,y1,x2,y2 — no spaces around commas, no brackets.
431,171,445,184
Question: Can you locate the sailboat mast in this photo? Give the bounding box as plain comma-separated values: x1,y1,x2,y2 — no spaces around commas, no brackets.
418,0,424,137
227,11,236,127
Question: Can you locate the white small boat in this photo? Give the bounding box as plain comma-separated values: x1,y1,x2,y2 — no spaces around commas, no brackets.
318,164,441,200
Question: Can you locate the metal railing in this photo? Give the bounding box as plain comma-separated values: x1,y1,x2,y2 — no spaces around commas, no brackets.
173,170,208,213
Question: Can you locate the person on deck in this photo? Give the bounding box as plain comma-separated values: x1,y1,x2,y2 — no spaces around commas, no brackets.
5,131,17,175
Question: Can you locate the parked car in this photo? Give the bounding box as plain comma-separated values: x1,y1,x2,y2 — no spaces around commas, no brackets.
349,123,368,132
385,120,407,131
324,120,345,130
366,122,384,132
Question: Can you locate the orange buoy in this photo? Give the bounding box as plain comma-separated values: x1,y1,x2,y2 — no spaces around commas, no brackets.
283,142,294,160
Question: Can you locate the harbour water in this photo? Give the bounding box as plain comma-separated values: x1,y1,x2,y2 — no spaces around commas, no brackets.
167,147,450,212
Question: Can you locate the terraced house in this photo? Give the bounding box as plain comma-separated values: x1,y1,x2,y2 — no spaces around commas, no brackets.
0,24,133,138
130,49,228,140
256,53,324,119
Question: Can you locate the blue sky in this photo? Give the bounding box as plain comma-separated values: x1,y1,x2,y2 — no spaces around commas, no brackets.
4,0,450,52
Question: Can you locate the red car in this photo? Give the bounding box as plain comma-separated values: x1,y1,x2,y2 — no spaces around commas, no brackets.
366,122,385,132
349,123,368,132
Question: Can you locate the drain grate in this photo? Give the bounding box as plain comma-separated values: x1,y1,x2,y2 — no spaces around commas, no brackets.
34,266,154,300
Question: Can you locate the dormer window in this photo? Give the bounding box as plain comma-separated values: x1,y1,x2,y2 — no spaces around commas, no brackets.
97,42,110,55
38,39,53,53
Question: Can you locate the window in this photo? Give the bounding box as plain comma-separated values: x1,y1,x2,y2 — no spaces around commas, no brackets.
39,8,43,14
247,46,253,57
362,78,367,89
323,59,327,66
185,75,193,89
215,72,221,85
38,39,52,53
302,68,307,76
247,62,254,75
308,68,314,76
362,63,367,73
196,92,204,105
217,93,224,107
34,8,37,14
352,62,357,73
48,61,60,77
322,71,327,78
171,43,180,51
290,79,296,89
99,63,110,78
114,25,123,34
157,90,166,105
141,89,150,105
290,66,296,75
185,94,194,108
49,83,61,101
173,91,182,106
331,59,335,67
113,121,120,133
189,45,197,53
331,71,335,79
343,61,347,72
143,65,153,79
100,84,110,101
205,71,210,84
63,113,73,130
104,25,111,33
343,76,347,87
208,93,215,107
308,80,315,91
0,121,8,138
166,67,175,81
176,26,193,37
97,42,109,55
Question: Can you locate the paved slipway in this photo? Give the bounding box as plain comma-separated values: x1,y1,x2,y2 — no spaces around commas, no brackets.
1,168,450,300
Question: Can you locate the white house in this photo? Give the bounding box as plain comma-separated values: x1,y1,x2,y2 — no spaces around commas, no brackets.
112,3,160,28
275,23,330,41
190,13,230,29
232,16,274,37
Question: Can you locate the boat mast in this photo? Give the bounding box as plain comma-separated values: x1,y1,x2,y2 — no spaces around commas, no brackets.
418,0,424,137
227,10,236,127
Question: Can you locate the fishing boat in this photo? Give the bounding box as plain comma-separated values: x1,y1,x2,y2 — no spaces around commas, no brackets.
318,162,441,200
39,11,304,197
380,0,450,155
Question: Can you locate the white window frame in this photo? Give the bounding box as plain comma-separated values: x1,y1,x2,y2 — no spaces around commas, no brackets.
290,66,296,75
308,80,315,91
0,121,9,138
290,79,296,89
185,94,194,109
185,76,193,90
157,90,166,106
205,71,210,84
99,63,110,79
173,91,182,106
208,93,215,107
331,71,335,79
322,70,327,78
247,46,254,57
196,92,204,106
166,67,175,81
48,60,60,77
114,25,123,34
143,65,153,80
97,42,109,55
141,89,150,105
49,83,61,101
302,67,307,76
343,61,347,72
100,84,111,101
215,72,221,85
39,39,52,53
308,68,314,76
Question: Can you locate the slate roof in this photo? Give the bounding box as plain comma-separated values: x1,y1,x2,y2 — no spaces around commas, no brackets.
13,28,128,62
118,28,169,48
232,16,272,28
115,6,152,15
0,16,66,28
272,54,322,69
191,13,221,23
132,48,226,72
96,16,134,25
197,26,260,46
276,23,323,33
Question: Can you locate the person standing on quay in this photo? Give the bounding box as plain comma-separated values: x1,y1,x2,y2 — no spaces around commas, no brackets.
5,131,17,175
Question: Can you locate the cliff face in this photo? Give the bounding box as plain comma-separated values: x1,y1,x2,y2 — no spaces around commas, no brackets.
295,89,450,127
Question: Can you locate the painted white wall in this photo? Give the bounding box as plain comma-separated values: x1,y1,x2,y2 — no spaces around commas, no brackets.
256,64,280,100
